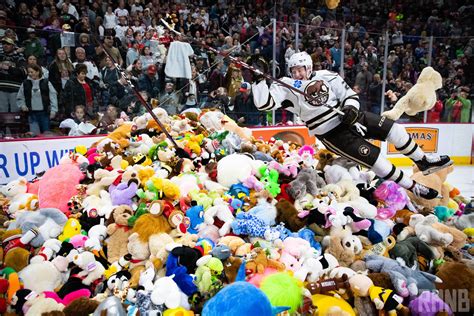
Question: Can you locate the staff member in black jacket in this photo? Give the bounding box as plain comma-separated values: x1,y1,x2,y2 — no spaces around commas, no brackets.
17,64,58,134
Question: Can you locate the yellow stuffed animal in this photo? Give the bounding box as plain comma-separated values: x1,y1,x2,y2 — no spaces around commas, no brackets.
58,218,82,242
382,67,442,120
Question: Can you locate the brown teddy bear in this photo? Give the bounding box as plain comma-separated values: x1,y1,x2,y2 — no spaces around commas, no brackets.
436,261,474,311
218,236,252,257
223,256,243,283
324,229,360,267
275,199,307,232
407,164,453,209
245,247,286,274
315,149,337,171
106,206,134,263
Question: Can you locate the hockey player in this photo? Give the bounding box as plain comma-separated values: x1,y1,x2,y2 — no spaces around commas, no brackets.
251,52,453,200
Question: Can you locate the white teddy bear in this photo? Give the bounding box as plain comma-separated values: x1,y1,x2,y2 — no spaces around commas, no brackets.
1,177,39,216
382,66,442,120
73,251,106,285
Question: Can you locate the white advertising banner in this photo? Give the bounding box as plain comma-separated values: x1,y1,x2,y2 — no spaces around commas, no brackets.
0,135,103,184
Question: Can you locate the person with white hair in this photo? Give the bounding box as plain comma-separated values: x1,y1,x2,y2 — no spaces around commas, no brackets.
251,51,453,200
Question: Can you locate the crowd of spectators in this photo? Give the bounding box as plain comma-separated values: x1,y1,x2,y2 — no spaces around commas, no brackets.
0,0,472,138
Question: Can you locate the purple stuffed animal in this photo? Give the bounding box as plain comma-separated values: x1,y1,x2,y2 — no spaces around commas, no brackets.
373,181,414,220
109,180,138,206
409,291,452,316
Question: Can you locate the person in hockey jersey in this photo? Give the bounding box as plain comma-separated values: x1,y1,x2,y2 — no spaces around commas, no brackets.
251,52,453,200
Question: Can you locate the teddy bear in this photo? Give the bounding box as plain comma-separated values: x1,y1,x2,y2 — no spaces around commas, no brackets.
18,256,69,293
275,199,308,232
406,164,453,209
218,236,253,257
382,66,442,120
323,228,362,267
93,122,133,151
398,214,454,247
435,261,474,311
389,236,435,268
1,177,39,216
106,206,134,263
245,247,286,275
86,168,121,196
72,251,106,285
126,232,151,288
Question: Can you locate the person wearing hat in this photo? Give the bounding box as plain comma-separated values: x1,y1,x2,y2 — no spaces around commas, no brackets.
0,37,26,112
22,28,45,63
232,82,260,126
445,86,471,123
138,64,161,99
126,40,140,67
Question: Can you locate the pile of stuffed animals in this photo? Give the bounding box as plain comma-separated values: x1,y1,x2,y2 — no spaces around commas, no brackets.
0,107,472,316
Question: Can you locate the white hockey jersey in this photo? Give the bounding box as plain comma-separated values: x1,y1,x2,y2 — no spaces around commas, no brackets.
252,70,360,135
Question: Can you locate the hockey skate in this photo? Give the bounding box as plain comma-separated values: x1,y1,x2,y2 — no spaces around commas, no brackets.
409,182,440,200
415,154,453,176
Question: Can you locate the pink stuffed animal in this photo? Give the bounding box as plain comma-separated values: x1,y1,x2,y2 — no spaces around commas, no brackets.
38,163,85,214
373,181,414,220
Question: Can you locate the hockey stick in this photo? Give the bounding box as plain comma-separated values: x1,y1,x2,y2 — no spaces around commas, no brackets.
161,19,344,114
91,34,191,159
161,19,368,135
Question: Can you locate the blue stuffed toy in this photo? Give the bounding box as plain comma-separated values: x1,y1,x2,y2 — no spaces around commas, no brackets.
186,202,204,234
165,251,198,296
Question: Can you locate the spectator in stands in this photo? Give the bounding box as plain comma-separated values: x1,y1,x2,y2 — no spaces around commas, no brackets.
98,104,120,133
62,63,99,118
95,32,123,68
225,65,243,99
26,55,48,79
159,81,181,115
139,46,157,70
16,64,58,134
126,40,140,66
104,6,117,30
127,58,143,83
0,37,26,113
233,82,260,126
48,48,73,110
23,28,45,64
100,56,121,107
71,104,86,124
138,64,160,99
209,60,225,92
73,47,100,80
204,87,230,112
76,33,96,61
354,62,372,111
180,65,200,111
445,87,471,123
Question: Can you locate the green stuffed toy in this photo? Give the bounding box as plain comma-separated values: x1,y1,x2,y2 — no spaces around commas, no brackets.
194,255,224,294
258,165,281,197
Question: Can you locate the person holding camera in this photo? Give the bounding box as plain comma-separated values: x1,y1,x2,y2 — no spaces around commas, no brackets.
445,87,471,123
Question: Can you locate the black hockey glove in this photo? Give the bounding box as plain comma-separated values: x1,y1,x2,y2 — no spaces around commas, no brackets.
340,105,360,125
247,56,268,83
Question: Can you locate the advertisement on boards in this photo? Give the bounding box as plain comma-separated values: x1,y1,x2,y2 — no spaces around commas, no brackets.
0,136,102,184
